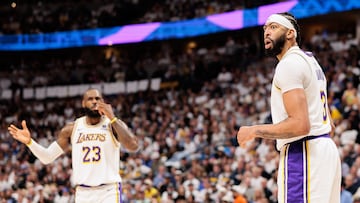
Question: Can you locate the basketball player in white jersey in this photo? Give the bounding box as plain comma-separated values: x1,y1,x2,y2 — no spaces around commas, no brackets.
8,88,139,203
236,12,341,202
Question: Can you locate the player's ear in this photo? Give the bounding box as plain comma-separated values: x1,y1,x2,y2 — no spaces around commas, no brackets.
287,29,295,40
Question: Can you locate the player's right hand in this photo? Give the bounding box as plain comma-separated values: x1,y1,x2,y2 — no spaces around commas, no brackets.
8,120,31,145
236,126,255,148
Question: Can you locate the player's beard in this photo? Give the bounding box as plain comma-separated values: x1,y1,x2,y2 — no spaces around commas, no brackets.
265,33,286,57
84,107,101,118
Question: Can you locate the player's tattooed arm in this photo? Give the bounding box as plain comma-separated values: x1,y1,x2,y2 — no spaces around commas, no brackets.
111,119,139,152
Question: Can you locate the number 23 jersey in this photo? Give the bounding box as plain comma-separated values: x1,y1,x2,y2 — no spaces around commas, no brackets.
70,116,122,186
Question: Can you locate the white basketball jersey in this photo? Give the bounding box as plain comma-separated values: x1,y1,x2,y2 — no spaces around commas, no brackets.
71,116,122,186
271,46,331,150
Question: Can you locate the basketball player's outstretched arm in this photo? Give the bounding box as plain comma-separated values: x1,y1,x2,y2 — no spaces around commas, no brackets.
8,120,73,164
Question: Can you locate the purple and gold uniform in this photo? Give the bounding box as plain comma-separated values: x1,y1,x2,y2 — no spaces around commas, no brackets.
271,46,341,203
71,116,123,203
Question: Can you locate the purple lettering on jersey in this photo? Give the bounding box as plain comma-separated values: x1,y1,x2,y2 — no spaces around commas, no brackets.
316,69,325,80
303,51,313,57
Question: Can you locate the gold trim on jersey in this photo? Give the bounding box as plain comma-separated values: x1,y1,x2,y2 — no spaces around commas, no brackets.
108,122,120,149
70,120,80,145
274,83,281,91
305,141,311,202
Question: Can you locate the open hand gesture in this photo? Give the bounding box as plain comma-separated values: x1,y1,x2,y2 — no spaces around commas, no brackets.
8,120,31,145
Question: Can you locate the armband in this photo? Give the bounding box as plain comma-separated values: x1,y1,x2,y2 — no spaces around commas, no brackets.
26,139,33,147
110,117,118,124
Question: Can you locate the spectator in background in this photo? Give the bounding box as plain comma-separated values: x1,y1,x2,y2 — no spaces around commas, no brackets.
342,81,359,115
341,177,353,203
231,185,248,203
144,178,160,202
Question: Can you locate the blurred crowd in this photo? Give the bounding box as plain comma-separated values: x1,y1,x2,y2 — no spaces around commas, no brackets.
0,1,360,201
0,25,359,202
0,0,280,34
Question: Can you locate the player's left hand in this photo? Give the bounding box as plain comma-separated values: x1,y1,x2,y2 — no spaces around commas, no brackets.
236,126,255,148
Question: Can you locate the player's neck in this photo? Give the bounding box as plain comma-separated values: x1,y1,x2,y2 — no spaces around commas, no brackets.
277,41,297,60
86,116,101,125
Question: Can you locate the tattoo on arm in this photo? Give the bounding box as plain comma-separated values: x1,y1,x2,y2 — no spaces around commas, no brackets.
111,120,139,152
255,129,296,139
254,118,298,139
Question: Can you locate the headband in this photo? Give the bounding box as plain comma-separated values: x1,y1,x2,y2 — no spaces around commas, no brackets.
265,14,297,38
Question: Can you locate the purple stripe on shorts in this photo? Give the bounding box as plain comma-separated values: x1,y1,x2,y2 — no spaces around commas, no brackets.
118,182,123,203
287,141,304,202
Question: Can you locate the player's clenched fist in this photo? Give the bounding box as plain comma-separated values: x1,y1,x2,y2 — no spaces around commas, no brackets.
236,126,255,148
